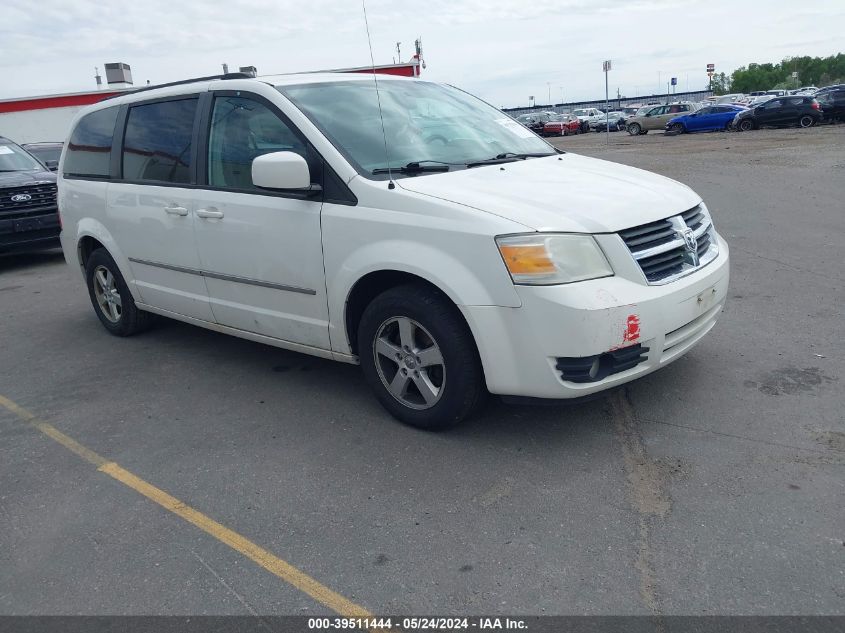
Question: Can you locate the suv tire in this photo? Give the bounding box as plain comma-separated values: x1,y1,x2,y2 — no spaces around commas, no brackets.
85,248,153,336
627,123,641,135
358,284,486,430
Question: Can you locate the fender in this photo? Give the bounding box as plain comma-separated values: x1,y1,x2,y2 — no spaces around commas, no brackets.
72,217,143,303
327,239,522,355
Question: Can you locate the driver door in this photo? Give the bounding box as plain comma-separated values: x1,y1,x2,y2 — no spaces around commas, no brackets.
644,106,667,130
688,107,711,131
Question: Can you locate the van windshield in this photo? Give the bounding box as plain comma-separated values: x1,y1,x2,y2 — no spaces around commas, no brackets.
278,80,555,178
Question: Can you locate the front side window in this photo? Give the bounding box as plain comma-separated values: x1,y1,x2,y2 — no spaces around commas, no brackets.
280,80,554,177
122,98,197,184
64,107,119,178
208,96,307,191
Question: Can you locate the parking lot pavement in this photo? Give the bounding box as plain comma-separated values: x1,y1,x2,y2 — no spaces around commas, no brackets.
1,125,843,616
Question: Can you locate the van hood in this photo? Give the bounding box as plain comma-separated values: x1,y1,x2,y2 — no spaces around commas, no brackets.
397,153,701,233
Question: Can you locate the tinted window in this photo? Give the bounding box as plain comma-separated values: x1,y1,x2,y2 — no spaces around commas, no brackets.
208,95,307,191
697,107,713,115
64,107,119,178
122,99,197,184
27,146,62,164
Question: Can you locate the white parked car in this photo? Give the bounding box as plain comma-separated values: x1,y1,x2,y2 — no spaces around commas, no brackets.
572,107,607,129
58,73,729,429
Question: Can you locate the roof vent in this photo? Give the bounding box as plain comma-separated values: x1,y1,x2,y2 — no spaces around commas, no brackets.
104,62,133,87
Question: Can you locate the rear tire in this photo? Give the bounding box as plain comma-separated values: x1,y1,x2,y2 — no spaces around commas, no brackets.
85,248,153,337
357,284,486,430
799,115,814,128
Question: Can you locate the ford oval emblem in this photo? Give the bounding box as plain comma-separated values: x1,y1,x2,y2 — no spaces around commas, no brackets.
11,194,32,202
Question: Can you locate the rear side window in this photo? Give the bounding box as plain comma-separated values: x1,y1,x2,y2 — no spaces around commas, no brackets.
122,98,197,184
64,107,119,178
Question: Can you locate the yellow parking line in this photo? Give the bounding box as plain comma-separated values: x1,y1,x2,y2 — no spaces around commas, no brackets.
0,394,371,618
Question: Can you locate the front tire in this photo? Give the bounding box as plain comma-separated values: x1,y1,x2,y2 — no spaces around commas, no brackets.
85,248,152,336
627,123,641,135
670,122,684,134
358,284,486,430
739,119,754,132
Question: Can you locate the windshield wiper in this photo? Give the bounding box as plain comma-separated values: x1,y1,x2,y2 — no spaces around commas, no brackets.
465,152,556,168
372,161,451,175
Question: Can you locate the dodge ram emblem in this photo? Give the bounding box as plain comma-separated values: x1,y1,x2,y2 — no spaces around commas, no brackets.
681,228,699,266
11,194,32,202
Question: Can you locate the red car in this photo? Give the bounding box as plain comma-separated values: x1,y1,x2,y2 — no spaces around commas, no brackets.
542,113,581,137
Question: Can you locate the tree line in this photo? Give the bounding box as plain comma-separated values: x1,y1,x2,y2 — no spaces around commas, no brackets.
710,53,844,94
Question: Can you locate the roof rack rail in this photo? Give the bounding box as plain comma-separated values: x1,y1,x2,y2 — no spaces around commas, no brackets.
101,72,254,100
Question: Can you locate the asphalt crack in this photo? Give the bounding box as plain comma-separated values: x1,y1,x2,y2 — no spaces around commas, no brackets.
611,389,671,616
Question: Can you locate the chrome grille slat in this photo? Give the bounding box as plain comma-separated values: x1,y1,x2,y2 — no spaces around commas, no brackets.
619,204,717,284
0,184,58,216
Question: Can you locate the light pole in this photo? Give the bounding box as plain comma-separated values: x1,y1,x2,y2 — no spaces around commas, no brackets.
547,82,551,105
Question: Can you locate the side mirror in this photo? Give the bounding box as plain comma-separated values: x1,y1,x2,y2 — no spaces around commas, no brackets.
252,151,313,191
45,159,59,170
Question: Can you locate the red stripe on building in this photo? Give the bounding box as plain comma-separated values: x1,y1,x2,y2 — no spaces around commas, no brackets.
0,92,121,114
345,66,417,78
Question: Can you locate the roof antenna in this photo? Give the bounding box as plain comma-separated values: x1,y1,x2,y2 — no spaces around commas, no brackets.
361,0,394,189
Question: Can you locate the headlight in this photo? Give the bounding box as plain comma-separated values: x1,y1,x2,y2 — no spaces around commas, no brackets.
496,234,614,285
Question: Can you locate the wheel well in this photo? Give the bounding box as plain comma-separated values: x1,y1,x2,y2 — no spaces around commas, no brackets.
345,271,465,356
78,236,105,269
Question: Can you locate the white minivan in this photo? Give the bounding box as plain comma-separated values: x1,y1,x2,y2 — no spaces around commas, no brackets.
59,73,729,429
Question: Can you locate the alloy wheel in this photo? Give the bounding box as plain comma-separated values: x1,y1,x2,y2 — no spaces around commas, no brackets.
93,265,122,323
373,316,445,410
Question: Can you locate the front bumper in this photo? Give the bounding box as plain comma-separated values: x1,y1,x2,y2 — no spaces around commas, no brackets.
461,234,730,399
0,209,61,253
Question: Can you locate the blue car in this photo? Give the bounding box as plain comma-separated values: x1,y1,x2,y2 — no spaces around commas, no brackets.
666,104,747,133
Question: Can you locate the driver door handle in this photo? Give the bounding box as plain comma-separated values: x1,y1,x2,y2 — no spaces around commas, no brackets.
164,205,188,216
196,208,224,219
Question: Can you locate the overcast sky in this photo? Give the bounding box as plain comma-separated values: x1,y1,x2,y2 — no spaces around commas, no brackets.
1,0,843,107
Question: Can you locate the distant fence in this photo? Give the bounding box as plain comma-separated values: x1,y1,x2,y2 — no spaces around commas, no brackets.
502,90,715,116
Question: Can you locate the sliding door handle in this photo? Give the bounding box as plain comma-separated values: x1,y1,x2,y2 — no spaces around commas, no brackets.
196,208,224,219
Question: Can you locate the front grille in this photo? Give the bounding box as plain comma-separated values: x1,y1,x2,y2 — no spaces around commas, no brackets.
0,184,58,219
556,344,650,383
619,204,717,284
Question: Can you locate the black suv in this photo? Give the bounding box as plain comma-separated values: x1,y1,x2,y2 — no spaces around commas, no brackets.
732,96,822,131
0,136,60,253
816,89,845,123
